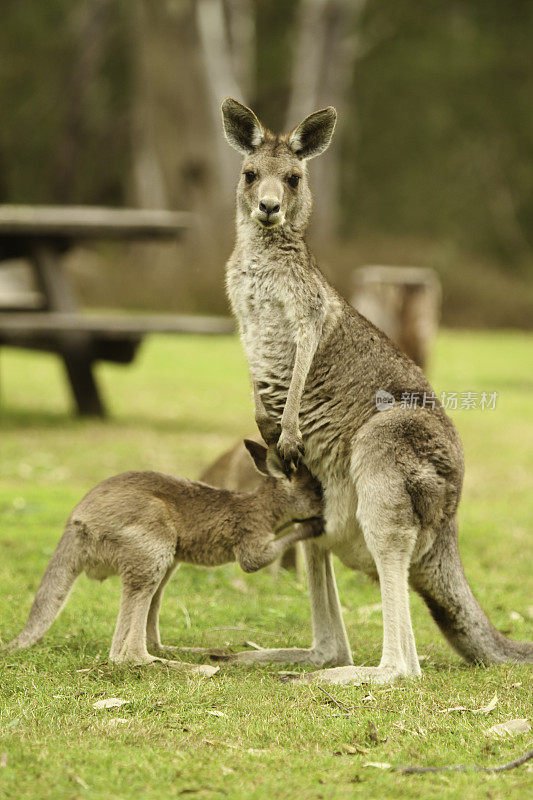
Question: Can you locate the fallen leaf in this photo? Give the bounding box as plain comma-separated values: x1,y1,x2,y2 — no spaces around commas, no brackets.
438,696,498,715
202,739,238,749
246,748,267,756
485,719,530,738
393,721,426,737
474,694,498,714
107,718,129,726
205,709,227,718
220,766,234,776
244,641,263,651
438,706,469,714
92,698,129,710
192,664,219,678
509,611,523,621
0,753,7,768
69,773,88,790
335,743,369,756
364,762,391,769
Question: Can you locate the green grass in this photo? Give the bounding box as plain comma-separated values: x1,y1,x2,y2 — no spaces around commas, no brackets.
0,331,532,800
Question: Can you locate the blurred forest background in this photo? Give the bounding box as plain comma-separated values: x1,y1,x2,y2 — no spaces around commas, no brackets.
1,0,532,327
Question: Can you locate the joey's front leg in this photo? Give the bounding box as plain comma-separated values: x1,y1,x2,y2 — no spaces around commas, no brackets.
236,519,322,574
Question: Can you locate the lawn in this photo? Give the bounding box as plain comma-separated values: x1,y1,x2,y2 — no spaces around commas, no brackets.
0,331,532,800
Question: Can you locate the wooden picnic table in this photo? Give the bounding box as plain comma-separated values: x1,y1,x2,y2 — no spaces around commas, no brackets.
0,205,234,416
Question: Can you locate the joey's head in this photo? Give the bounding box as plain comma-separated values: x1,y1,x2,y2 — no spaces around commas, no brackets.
221,98,336,234
243,439,323,524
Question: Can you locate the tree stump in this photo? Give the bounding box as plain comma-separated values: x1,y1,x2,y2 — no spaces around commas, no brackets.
352,266,441,371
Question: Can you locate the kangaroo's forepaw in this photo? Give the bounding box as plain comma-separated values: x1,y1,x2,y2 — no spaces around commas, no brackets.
256,416,281,447
277,429,305,473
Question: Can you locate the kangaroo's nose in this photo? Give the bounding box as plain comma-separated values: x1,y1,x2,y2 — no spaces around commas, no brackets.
259,199,281,215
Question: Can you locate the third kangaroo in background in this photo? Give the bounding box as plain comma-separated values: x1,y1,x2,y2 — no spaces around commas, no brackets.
3,440,322,669
221,97,533,684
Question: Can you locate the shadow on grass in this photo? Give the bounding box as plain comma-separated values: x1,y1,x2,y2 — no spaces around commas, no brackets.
0,407,237,436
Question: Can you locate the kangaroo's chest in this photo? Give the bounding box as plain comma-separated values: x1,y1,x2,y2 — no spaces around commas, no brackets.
227,259,298,382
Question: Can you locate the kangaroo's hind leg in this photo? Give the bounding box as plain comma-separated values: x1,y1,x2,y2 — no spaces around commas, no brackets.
145,563,179,652
293,460,422,685
110,581,162,665
109,536,176,665
226,537,352,667
324,550,353,666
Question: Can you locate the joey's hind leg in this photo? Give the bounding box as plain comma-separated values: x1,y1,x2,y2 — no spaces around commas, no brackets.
145,563,179,652
110,581,163,665
111,579,217,673
145,563,230,660
110,557,180,665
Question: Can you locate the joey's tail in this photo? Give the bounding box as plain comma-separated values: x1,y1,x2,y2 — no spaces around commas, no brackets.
411,520,533,665
2,523,82,651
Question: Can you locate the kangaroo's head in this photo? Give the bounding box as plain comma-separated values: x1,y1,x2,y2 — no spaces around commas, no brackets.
243,438,323,523
222,98,336,233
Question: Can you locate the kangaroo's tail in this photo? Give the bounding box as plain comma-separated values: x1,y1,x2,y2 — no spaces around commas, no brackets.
410,520,533,665
2,522,82,651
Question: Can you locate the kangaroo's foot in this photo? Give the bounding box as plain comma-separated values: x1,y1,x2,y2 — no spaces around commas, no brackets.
152,644,231,659
110,648,218,675
147,657,219,676
283,664,420,686
222,646,352,668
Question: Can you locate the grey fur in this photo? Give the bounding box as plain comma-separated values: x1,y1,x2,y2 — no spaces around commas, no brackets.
3,443,323,668
200,435,352,665
221,98,533,684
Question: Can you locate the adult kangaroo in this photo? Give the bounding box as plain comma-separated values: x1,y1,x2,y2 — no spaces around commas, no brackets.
221,97,533,684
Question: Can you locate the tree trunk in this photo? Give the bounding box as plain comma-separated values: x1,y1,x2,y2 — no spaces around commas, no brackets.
128,0,255,311
286,0,367,242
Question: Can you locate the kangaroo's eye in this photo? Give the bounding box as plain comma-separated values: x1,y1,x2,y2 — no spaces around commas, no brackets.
287,174,300,189
244,171,257,184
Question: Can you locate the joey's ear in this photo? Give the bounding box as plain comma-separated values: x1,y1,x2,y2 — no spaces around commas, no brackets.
244,439,269,476
265,447,288,480
288,106,337,160
221,98,265,154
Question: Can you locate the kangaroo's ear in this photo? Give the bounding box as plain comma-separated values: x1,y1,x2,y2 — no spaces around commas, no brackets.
288,106,337,160
222,98,265,154
244,439,269,476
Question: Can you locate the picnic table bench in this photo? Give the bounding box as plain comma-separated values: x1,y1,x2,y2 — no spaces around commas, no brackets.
0,205,234,416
